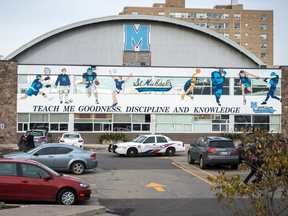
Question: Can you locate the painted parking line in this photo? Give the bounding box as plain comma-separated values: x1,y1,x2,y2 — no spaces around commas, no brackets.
91,195,98,197
171,162,215,186
90,184,96,186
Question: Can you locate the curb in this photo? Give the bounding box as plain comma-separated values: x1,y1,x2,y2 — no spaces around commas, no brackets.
0,205,107,216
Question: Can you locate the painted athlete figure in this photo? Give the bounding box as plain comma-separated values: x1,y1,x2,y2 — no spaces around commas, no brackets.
82,68,99,104
21,75,51,100
109,70,132,107
261,72,282,105
181,70,200,101
54,68,70,104
239,70,259,105
211,70,227,106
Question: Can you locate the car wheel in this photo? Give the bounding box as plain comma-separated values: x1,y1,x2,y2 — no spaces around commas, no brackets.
57,188,77,205
199,157,206,169
71,161,85,175
127,148,137,157
187,152,195,164
166,147,175,156
231,164,238,170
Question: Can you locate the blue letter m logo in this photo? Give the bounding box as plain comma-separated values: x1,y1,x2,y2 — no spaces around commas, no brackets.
251,102,257,109
124,24,150,51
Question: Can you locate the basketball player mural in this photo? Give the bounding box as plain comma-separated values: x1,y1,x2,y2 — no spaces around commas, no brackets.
181,69,201,101
109,70,132,107
238,70,259,105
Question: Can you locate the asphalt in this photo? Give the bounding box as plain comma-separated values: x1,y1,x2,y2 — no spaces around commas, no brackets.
0,143,191,216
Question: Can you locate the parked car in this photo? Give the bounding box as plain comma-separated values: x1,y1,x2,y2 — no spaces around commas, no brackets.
0,158,91,205
187,137,239,169
24,130,51,147
58,133,85,149
3,144,97,175
109,134,185,157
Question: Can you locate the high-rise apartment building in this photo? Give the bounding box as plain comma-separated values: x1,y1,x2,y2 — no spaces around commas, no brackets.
119,0,273,65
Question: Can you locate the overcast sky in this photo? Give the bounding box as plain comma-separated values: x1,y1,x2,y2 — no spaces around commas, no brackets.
0,0,287,65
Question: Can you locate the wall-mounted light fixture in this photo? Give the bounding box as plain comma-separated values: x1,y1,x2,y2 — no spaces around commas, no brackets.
91,65,96,70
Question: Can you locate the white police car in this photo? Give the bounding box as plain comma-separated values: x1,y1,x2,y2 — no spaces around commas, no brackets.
108,134,185,157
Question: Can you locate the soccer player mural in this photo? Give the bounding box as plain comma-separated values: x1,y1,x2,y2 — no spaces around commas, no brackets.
211,70,227,106
181,68,201,101
109,70,132,107
54,68,70,104
238,70,259,105
20,74,52,100
261,72,282,105
82,68,100,104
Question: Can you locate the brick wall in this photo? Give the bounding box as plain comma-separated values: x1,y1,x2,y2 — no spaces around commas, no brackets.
281,66,288,139
0,61,18,144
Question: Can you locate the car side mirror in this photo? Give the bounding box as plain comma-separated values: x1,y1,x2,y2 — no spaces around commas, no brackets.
44,175,51,180
190,143,194,147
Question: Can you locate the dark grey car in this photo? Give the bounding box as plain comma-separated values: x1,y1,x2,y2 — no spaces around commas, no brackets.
3,144,98,175
187,137,239,169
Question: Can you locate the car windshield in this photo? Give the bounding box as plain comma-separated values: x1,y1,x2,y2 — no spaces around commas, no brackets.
26,146,42,154
25,131,43,136
209,141,235,148
37,162,61,177
133,136,147,143
63,134,80,138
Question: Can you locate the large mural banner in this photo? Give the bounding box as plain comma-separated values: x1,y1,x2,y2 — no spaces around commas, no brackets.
17,66,282,115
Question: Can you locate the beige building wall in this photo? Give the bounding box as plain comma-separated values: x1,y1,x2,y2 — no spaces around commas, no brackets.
120,0,273,65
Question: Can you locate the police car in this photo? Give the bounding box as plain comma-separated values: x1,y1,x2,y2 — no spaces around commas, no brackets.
108,134,185,157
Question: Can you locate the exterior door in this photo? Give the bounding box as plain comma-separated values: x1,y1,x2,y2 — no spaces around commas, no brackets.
20,163,55,201
0,162,21,201
140,137,156,153
53,147,75,169
31,147,56,168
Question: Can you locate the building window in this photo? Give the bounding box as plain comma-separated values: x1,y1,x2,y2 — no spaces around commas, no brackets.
245,24,248,26
245,43,248,46
254,14,256,17
207,23,229,29
261,34,267,39
250,38,252,41
131,11,138,15
237,43,240,45
261,53,267,59
245,14,248,17
219,33,229,39
234,115,280,133
234,33,241,39
188,13,197,18
142,11,145,14
250,29,252,31
151,11,154,14
250,48,252,50
254,43,256,46
261,43,267,49
261,14,267,20
254,34,256,36
261,24,267,30
158,12,165,17
250,19,252,22
254,24,256,27
234,23,240,29
234,14,241,19
245,33,248,36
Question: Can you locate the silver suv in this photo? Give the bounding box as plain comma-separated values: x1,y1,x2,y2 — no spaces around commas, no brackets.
24,130,51,147
187,137,239,170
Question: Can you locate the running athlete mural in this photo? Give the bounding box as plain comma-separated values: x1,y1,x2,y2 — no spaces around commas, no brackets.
82,68,100,104
211,70,227,106
261,72,282,105
238,70,259,105
20,74,52,100
54,68,70,104
181,69,201,101
109,70,132,107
